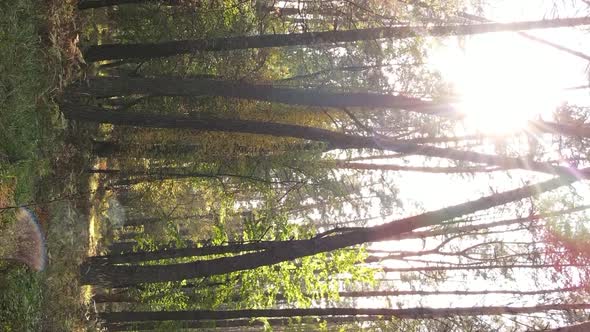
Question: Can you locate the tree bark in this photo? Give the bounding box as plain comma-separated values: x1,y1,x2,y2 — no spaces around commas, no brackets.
78,0,180,9
106,316,385,331
336,287,582,298
401,0,590,61
89,168,284,186
381,263,589,273
69,76,453,117
78,0,146,9
332,161,504,173
100,304,590,323
90,241,280,264
84,17,590,61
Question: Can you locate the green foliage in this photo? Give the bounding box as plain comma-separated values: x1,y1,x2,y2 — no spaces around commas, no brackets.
0,0,53,329
0,0,46,164
0,266,43,331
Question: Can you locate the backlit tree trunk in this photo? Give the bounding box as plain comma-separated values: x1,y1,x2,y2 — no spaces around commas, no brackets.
78,0,180,9
69,76,453,116
100,304,590,323
84,17,590,61
61,104,579,177
106,316,385,331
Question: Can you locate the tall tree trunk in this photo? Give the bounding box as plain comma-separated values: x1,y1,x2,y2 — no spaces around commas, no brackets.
93,140,327,159
90,241,280,264
452,10,590,61
106,316,385,331
100,304,590,323
69,76,453,116
380,263,589,273
89,168,283,186
335,287,582,298
61,104,581,177
78,0,180,9
79,169,580,286
97,205,589,264
400,0,590,61
331,161,504,173
84,17,590,61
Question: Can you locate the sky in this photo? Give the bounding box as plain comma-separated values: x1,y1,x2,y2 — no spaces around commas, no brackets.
351,0,590,320
396,0,590,211
432,0,590,132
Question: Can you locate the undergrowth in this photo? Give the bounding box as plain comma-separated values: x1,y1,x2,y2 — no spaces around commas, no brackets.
0,0,95,330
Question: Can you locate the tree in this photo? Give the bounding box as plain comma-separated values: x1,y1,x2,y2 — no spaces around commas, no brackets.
78,0,179,10
84,17,590,61
69,76,454,116
99,304,590,323
92,205,590,264
80,168,581,286
61,104,579,177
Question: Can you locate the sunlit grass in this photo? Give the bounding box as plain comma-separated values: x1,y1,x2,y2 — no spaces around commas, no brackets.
81,163,103,312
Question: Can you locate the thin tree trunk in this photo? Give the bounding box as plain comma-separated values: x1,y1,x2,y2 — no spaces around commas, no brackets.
78,0,146,9
106,316,385,331
90,241,279,264
380,263,589,273
89,168,285,186
78,0,179,9
332,161,504,173
79,169,581,286
332,287,583,298
98,205,589,264
100,304,590,323
400,0,590,61
93,140,326,158
84,17,590,61
61,104,581,177
69,76,453,117
411,205,590,239
455,12,590,61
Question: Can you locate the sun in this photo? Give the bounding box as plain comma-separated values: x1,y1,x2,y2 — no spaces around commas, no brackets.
432,32,565,135
456,85,537,134
454,75,559,135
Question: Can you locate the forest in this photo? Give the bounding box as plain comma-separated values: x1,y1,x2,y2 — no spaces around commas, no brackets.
1,0,590,331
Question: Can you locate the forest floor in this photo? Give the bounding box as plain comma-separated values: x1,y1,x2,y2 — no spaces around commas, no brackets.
0,0,103,330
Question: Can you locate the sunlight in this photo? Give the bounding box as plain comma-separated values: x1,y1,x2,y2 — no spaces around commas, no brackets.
440,32,564,134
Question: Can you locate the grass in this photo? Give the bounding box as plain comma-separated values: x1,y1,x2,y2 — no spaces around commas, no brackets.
0,0,99,330
0,266,43,331
0,1,52,329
